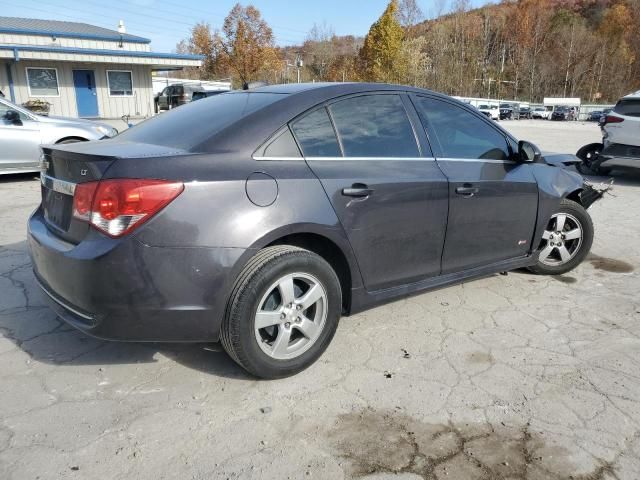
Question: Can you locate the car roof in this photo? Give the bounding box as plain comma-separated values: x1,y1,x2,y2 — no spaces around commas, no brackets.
623,90,640,99
250,82,442,99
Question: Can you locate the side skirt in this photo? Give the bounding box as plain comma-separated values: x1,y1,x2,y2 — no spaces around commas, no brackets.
348,255,536,315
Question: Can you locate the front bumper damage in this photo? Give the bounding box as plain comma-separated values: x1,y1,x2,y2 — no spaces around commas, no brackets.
580,181,613,209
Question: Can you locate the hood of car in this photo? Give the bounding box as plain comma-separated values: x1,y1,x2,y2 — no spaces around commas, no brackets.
542,152,581,167
37,115,117,137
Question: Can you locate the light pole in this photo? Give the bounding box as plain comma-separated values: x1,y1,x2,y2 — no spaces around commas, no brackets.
285,52,304,84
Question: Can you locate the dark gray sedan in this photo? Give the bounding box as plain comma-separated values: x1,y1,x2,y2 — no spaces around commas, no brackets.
28,83,597,378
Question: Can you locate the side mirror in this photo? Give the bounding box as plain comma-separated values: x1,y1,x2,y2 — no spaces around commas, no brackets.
518,140,541,162
4,109,22,126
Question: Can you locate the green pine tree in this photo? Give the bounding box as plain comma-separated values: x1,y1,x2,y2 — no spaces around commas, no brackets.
359,0,405,83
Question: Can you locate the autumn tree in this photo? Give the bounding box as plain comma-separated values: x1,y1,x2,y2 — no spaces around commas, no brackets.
304,22,336,81
176,22,222,80
359,0,405,82
397,0,424,38
216,4,279,87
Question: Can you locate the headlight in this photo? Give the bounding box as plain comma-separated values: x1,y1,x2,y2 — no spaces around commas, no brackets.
94,125,118,138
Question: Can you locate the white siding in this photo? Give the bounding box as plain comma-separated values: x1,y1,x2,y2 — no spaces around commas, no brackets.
2,60,154,119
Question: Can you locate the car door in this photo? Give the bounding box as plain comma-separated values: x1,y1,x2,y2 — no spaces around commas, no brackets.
0,101,41,171
158,87,170,110
412,95,539,274
290,93,449,291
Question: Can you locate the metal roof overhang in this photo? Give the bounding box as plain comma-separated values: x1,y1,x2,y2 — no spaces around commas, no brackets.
0,45,203,68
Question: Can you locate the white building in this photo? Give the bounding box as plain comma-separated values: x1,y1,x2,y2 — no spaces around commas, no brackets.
0,17,202,120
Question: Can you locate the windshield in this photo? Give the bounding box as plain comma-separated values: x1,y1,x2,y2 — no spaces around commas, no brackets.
0,97,35,118
116,92,286,150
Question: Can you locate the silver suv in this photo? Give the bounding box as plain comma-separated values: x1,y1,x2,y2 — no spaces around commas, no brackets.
0,97,117,175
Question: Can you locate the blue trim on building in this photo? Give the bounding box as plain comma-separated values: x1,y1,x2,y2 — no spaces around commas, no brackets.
0,45,204,61
0,27,150,44
5,63,15,102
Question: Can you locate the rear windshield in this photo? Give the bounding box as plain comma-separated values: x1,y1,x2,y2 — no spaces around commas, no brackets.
614,99,640,117
116,92,285,150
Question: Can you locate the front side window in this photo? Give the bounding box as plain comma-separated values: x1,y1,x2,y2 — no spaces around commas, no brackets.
329,94,420,157
291,108,341,157
26,68,59,96
0,100,28,122
107,71,133,96
415,97,510,160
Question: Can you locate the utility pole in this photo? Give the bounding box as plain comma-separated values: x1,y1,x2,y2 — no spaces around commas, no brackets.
286,51,304,84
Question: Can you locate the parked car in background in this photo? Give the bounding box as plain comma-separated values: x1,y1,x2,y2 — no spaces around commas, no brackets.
0,97,117,175
29,82,601,378
588,110,603,121
499,103,520,120
191,90,226,101
519,106,532,119
551,106,575,121
532,107,551,119
478,103,499,120
155,84,205,111
577,91,640,175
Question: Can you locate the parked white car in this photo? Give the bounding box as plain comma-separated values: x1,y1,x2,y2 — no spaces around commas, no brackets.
477,103,499,120
532,107,551,119
576,91,640,175
0,97,117,175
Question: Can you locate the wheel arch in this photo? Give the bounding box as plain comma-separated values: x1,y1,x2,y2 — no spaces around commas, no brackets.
267,232,354,314
237,225,363,315
55,136,89,144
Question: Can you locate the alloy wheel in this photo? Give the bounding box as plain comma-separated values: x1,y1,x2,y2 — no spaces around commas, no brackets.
254,272,328,360
539,213,584,266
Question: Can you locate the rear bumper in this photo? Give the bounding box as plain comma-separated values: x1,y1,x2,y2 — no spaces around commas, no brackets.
28,207,247,342
600,143,640,166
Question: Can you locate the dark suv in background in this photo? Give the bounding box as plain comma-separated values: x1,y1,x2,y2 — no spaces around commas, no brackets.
499,103,520,120
155,84,205,111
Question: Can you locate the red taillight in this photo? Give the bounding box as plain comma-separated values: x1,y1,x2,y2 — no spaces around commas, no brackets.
603,115,624,125
72,181,98,221
72,179,184,237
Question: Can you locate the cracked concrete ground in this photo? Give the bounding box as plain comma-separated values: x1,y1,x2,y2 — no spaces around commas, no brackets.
1,120,640,479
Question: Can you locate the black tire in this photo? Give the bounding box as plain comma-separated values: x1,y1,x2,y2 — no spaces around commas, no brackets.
528,199,594,275
220,245,342,379
575,143,612,176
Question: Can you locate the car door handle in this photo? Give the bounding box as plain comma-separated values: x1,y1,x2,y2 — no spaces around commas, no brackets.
342,184,373,197
455,185,479,197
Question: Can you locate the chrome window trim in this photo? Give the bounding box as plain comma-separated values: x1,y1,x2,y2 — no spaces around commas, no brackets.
40,173,76,196
254,156,435,161
436,157,516,164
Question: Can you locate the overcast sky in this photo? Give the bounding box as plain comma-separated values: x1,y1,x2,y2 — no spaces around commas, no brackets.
5,0,490,53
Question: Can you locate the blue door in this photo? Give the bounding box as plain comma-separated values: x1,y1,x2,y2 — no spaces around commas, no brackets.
73,70,99,117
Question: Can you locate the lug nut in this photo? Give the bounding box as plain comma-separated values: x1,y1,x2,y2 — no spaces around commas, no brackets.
296,304,302,310
280,313,286,320
284,322,291,328
296,317,302,323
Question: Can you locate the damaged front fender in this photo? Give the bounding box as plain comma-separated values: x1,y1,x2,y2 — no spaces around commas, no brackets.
579,181,614,209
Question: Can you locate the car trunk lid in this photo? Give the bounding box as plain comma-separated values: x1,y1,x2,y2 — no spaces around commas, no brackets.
40,141,185,244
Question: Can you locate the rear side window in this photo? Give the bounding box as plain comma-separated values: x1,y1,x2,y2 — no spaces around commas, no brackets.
291,108,341,157
614,99,640,117
116,92,285,150
262,128,301,158
329,95,420,157
414,97,509,160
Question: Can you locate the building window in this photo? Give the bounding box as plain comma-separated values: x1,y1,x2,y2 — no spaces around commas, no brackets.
26,68,59,97
107,70,133,96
